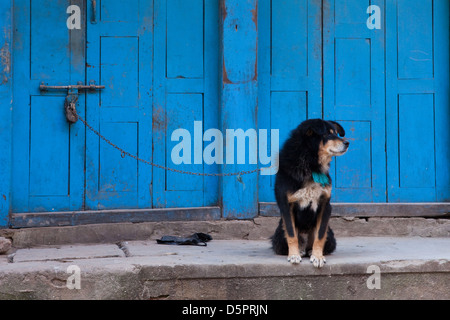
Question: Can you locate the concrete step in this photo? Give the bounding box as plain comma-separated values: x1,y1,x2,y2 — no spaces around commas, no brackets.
1,237,449,299
3,216,450,248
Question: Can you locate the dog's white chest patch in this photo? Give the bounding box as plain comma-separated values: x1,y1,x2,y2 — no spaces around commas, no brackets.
288,183,331,212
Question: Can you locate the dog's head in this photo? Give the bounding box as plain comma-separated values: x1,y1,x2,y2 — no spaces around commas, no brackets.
299,119,350,157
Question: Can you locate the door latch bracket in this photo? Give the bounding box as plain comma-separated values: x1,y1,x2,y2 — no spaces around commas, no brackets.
39,81,105,124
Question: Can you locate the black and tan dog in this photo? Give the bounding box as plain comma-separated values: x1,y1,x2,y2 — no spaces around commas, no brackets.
271,119,349,268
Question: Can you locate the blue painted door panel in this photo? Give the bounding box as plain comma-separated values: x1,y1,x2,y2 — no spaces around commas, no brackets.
152,0,219,208
85,0,153,209
258,0,323,202
12,0,85,213
386,0,450,202
323,0,387,202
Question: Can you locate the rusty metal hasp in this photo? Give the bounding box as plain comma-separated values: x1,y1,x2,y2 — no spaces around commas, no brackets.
39,81,105,123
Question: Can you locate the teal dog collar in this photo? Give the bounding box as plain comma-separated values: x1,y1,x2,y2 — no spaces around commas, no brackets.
312,172,330,187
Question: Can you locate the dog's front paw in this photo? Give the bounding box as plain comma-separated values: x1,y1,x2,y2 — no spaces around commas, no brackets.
310,254,326,268
287,254,302,264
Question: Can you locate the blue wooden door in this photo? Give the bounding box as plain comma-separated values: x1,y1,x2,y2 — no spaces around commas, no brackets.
258,0,323,202
258,0,387,203
323,0,387,202
12,0,86,213
85,0,153,209
386,0,450,202
11,0,220,214
258,0,450,203
152,0,219,208
86,0,219,209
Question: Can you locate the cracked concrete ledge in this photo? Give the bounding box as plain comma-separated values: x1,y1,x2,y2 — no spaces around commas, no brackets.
0,237,449,299
11,244,125,263
2,216,449,248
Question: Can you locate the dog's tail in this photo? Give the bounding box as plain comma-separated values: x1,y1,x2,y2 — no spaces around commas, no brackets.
271,219,288,255
323,227,336,255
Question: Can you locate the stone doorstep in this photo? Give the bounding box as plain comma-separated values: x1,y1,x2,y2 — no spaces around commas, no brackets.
0,237,449,299
1,216,449,249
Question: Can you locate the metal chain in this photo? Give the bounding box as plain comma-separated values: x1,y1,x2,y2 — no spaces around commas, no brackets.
78,115,271,177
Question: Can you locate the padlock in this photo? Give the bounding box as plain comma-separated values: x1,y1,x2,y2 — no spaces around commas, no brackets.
64,93,79,124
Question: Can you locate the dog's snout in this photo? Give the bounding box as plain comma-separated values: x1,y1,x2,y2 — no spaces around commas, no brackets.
343,140,350,147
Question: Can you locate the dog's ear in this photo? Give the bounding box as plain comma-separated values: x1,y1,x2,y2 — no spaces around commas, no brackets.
329,121,345,137
301,119,327,137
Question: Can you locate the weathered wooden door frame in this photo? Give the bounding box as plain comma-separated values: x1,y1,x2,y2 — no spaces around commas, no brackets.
0,0,13,227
